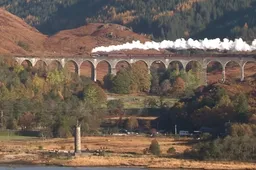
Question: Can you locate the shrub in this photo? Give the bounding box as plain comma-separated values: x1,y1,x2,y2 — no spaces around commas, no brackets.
99,150,106,156
17,41,29,51
38,146,43,150
149,139,161,156
107,99,124,115
60,145,66,150
143,148,149,154
200,133,212,140
167,147,176,154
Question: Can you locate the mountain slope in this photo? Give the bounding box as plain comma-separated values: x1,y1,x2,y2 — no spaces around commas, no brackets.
0,8,46,56
0,8,151,56
2,0,256,41
44,23,151,56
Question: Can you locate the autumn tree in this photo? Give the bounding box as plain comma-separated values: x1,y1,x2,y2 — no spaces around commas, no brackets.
172,77,185,96
83,83,107,104
125,116,139,131
111,63,151,94
18,112,35,130
187,70,201,86
46,69,65,90
131,62,151,93
160,79,172,95
217,94,233,108
233,93,249,122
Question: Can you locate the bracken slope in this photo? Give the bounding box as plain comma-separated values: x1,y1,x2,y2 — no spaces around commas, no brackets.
0,8,46,56
0,8,153,57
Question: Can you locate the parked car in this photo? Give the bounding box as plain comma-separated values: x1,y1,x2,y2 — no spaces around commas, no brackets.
192,131,202,140
119,129,130,134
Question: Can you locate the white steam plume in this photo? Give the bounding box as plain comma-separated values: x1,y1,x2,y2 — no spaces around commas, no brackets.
92,38,256,53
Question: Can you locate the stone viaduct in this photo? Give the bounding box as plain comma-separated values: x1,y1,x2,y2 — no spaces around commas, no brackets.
14,53,256,84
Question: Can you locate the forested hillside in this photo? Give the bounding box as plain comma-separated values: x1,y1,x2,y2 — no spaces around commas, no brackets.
1,0,256,41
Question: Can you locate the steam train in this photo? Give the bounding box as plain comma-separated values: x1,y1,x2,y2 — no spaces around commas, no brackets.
91,51,173,58
91,49,255,58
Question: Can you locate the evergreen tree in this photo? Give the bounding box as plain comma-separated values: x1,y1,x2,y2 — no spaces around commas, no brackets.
112,69,132,94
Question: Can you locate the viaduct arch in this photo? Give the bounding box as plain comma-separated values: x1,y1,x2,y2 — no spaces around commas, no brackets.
14,54,256,84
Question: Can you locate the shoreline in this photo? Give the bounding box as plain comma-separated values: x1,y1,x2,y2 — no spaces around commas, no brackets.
1,153,255,170
0,136,255,170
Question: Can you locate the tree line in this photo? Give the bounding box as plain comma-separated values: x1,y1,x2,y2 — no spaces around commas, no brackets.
103,62,203,97
0,57,107,138
155,84,256,133
0,56,205,137
184,124,256,161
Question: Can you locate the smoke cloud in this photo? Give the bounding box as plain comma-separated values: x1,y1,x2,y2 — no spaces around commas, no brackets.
92,38,256,53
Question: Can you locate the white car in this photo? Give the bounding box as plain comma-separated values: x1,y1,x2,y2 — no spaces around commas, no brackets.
179,130,190,136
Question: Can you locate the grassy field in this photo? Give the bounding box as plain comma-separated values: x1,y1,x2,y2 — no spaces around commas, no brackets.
0,135,188,153
0,135,38,141
40,136,190,154
0,130,39,141
0,136,256,169
107,94,178,109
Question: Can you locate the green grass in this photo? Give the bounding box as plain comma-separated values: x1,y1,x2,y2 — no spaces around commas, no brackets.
0,130,40,141
0,135,38,141
107,94,178,109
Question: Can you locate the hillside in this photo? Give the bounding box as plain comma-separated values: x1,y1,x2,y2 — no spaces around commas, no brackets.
0,8,151,56
0,8,46,56
1,0,256,41
44,23,152,56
